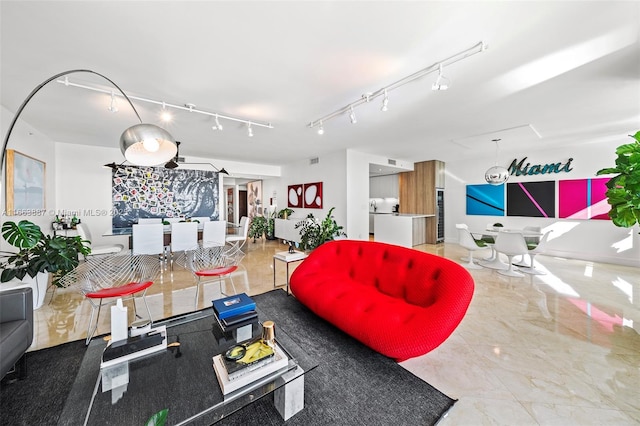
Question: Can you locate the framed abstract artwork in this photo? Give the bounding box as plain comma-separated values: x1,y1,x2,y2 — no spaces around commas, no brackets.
288,184,303,208
5,149,46,214
247,180,263,218
507,181,555,218
558,178,610,220
466,184,505,216
303,182,323,208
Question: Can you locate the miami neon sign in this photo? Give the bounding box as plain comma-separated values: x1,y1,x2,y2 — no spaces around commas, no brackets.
508,157,574,176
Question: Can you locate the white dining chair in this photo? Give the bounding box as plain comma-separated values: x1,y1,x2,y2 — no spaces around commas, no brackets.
514,225,542,265
225,216,249,254
191,216,211,224
456,225,488,270
132,223,166,279
520,230,552,275
170,222,199,269
493,231,529,277
202,220,226,248
75,223,123,256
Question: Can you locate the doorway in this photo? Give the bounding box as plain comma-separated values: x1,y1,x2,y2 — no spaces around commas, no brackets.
239,190,248,219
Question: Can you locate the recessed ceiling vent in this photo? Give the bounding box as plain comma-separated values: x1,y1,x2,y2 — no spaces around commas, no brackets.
387,159,397,166
310,157,319,165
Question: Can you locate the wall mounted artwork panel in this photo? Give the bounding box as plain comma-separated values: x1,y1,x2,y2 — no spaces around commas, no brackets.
5,149,46,215
288,184,303,208
247,180,263,218
465,184,505,216
112,165,219,229
558,177,610,220
507,181,555,217
303,182,323,208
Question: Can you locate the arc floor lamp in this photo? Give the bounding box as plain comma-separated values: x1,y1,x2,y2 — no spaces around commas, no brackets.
1,69,177,171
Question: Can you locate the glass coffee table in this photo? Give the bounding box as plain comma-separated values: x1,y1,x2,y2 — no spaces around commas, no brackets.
59,307,318,425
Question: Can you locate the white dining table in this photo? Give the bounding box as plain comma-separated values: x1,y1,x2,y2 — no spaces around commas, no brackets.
471,228,542,270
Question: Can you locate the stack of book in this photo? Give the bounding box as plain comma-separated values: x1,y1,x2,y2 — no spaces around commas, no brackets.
212,293,258,332
212,340,289,395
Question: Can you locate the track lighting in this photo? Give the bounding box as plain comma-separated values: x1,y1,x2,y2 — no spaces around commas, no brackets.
317,121,324,135
108,91,118,113
349,106,357,124
381,89,389,112
212,114,223,131
160,102,172,122
56,78,274,135
307,41,486,131
247,122,253,137
431,64,450,91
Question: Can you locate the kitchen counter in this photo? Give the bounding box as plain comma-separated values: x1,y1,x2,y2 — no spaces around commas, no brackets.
374,213,435,247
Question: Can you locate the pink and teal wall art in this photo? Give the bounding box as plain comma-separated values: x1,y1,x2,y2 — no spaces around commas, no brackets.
558,177,610,220
466,184,505,216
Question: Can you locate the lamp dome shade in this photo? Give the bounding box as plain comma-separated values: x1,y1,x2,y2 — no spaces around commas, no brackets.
485,166,509,185
120,123,177,166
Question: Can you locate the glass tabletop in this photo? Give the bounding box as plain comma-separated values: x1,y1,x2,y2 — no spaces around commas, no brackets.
60,307,317,426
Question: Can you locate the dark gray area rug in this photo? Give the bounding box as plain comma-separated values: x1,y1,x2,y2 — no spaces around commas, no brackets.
0,289,455,425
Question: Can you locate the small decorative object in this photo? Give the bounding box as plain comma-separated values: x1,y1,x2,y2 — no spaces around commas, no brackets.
288,242,295,254
262,320,276,349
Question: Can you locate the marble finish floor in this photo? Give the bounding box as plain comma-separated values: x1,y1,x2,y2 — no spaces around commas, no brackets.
29,239,640,425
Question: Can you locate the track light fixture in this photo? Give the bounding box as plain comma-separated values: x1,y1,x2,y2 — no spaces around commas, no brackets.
431,64,450,91
212,114,223,131
317,121,324,135
307,41,487,131
349,106,357,124
56,78,274,134
108,91,118,113
160,102,172,122
247,122,253,137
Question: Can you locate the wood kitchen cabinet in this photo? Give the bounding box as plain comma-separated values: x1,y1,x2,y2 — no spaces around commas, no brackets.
398,160,444,244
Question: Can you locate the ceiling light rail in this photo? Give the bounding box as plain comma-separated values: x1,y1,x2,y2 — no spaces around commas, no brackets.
308,41,487,133
56,77,274,130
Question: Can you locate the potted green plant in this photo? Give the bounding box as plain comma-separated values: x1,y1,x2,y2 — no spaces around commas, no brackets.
248,216,267,242
277,208,294,219
0,220,91,289
295,207,346,251
266,211,277,240
596,130,640,230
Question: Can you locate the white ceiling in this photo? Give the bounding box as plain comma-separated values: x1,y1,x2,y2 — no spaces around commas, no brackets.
1,1,639,174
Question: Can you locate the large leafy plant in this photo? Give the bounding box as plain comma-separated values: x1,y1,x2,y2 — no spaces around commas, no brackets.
0,220,91,287
248,216,267,241
295,207,346,251
596,130,640,229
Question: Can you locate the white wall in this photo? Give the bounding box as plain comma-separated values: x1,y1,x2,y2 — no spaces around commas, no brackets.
1,105,57,251
445,140,640,267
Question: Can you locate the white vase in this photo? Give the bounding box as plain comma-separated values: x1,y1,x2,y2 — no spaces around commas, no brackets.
0,272,49,309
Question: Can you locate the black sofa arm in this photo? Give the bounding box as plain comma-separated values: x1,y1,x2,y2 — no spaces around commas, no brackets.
0,287,34,329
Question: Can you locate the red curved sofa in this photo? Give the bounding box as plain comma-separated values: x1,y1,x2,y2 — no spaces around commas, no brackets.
290,240,474,362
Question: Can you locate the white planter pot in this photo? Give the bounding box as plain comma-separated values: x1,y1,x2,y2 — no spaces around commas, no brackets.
0,271,49,309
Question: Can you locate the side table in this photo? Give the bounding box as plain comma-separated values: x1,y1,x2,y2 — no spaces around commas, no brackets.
273,251,308,295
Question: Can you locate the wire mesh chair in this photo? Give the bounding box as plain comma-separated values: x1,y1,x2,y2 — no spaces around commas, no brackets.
186,244,240,309
58,253,161,344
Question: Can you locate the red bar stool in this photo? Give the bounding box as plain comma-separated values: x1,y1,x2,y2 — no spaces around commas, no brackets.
84,281,154,345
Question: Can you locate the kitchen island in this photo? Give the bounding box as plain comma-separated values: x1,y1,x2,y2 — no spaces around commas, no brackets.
374,214,435,247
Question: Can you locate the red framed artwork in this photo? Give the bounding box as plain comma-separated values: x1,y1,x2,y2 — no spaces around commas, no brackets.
288,184,303,208
303,182,323,208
